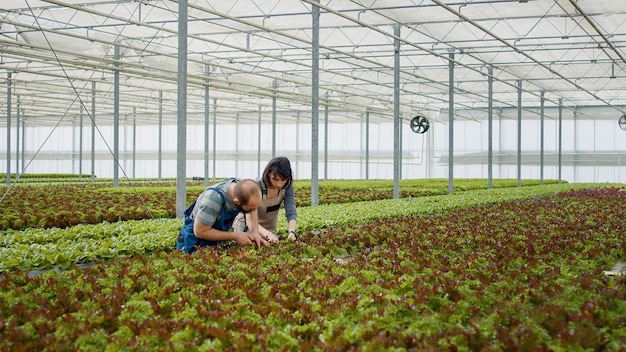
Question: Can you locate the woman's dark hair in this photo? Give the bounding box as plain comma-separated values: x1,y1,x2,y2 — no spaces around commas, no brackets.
262,156,293,189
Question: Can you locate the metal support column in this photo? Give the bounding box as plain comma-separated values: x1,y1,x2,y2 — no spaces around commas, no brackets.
573,109,578,182
366,110,370,180
516,79,522,187
15,96,20,177
539,91,545,184
487,67,493,189
272,80,277,158
6,71,11,184
393,24,401,199
296,112,300,165
132,107,136,178
91,81,96,182
324,92,329,180
311,0,320,206
448,50,455,194
158,90,163,181
176,0,188,218
212,98,217,180
204,65,210,186
72,113,77,175
113,44,120,187
258,105,262,176
21,119,25,174
558,98,563,183
79,107,83,178
235,114,239,176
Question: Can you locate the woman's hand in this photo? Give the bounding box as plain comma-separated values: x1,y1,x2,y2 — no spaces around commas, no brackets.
259,228,279,244
266,233,280,244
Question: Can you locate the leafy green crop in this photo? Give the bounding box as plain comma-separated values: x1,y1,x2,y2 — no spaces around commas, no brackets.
1,186,625,350
0,182,585,273
0,219,181,272
0,178,566,230
0,182,607,273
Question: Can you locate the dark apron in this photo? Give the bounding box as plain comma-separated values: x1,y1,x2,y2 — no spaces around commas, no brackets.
176,187,239,254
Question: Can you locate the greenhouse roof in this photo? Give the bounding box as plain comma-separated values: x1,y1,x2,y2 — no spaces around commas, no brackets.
1,0,626,127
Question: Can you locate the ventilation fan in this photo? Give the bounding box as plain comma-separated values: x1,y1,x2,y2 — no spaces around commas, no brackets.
410,115,430,134
620,114,626,131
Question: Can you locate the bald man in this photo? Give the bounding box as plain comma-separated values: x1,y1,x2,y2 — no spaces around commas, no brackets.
177,178,270,253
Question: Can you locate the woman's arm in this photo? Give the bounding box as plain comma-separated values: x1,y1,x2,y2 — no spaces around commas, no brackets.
284,185,297,241
283,184,297,222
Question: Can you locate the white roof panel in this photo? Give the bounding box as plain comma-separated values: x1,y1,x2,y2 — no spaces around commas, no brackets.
1,0,625,127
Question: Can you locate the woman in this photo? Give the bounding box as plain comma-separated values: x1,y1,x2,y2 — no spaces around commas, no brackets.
233,156,298,242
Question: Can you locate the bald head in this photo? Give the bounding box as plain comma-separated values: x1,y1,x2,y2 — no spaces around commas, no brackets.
233,178,262,212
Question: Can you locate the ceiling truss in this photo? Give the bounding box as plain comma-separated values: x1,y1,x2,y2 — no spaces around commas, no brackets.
0,0,625,128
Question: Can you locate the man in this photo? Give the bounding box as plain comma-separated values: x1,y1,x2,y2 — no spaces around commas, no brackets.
176,178,269,253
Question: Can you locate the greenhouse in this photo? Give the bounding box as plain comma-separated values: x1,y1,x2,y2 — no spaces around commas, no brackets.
2,0,626,185
1,1,626,350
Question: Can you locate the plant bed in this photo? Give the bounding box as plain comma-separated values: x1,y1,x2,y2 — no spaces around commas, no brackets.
1,187,625,350
0,178,563,231
0,183,590,273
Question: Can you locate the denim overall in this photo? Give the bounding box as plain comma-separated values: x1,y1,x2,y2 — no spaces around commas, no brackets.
176,187,240,254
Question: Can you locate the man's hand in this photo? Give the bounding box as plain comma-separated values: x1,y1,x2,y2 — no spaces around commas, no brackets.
236,231,270,248
250,231,270,247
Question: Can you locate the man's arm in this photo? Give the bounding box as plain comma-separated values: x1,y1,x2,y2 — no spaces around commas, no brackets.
193,220,238,242
246,208,260,235
194,219,267,247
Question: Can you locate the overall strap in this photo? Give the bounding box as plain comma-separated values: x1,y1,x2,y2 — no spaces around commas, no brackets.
258,179,268,199
208,187,226,204
208,186,239,231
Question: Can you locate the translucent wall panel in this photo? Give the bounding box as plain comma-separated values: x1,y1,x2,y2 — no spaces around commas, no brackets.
2,116,626,182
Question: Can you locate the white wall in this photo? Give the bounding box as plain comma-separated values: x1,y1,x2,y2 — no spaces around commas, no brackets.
1,114,626,183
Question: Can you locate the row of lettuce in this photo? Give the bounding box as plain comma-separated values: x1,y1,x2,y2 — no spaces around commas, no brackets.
0,178,559,231
0,182,597,273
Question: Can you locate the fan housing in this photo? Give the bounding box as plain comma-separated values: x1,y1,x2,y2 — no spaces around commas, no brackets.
410,115,430,134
